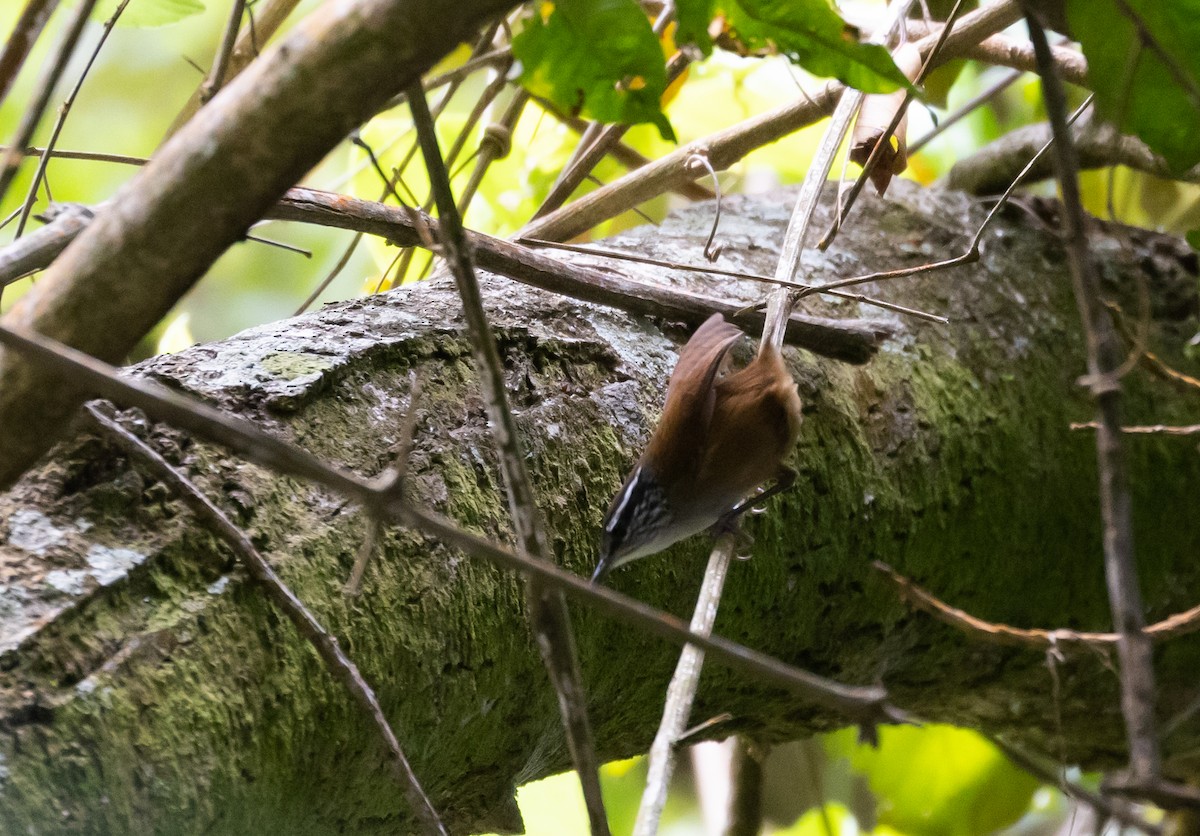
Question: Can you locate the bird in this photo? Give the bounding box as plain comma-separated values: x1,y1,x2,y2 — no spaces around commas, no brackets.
592,313,802,582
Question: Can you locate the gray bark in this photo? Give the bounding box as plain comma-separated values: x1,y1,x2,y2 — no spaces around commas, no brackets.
0,182,1198,833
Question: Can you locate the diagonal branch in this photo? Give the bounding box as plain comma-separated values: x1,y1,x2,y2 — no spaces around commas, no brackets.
406,83,610,834
1024,7,1200,809
0,320,901,726
1,189,894,362
85,403,448,835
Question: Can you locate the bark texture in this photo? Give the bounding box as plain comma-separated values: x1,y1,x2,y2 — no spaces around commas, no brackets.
0,183,1198,833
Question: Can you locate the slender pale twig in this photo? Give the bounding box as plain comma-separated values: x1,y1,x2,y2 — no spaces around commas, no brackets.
15,0,130,239
85,402,448,836
516,238,948,323
637,4,923,832
0,0,99,210
634,535,736,835
0,0,60,112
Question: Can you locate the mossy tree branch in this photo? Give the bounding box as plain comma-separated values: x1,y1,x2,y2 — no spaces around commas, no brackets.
0,184,1198,833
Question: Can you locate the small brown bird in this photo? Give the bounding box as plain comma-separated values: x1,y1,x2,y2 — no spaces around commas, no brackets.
593,314,802,582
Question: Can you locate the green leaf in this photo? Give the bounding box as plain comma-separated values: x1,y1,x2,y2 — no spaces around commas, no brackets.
1068,0,1200,172
513,0,676,141
719,0,910,93
827,725,1039,836
105,0,205,27
1187,229,1200,251
675,0,717,55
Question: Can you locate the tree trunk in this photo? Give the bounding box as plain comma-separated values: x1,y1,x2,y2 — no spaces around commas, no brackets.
1,182,1198,833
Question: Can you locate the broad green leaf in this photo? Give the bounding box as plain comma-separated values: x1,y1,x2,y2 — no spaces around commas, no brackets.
513,0,676,141
719,0,910,93
827,725,1039,836
104,0,205,27
1187,229,1200,251
1068,0,1200,172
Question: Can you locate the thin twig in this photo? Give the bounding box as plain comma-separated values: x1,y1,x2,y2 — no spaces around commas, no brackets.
200,0,247,103
85,403,448,835
1105,301,1200,394
908,66,1023,155
635,534,736,835
518,0,1023,247
874,560,1200,648
795,95,1094,303
0,0,99,210
406,82,611,835
0,145,148,166
516,238,948,323
165,0,302,136
344,371,423,596
0,321,901,723
989,736,1162,836
540,105,715,202
819,0,968,251
16,0,130,239
0,0,60,112
1070,422,1200,436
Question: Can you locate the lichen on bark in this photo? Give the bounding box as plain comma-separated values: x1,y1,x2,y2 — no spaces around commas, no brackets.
0,182,1198,833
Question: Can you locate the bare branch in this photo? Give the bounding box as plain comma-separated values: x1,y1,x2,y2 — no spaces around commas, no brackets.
14,0,130,239
406,82,610,834
0,321,901,725
635,534,736,835
0,0,60,112
200,0,248,104
0,189,893,361
1024,8,1200,809
875,561,1200,648
0,0,99,209
86,404,448,835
